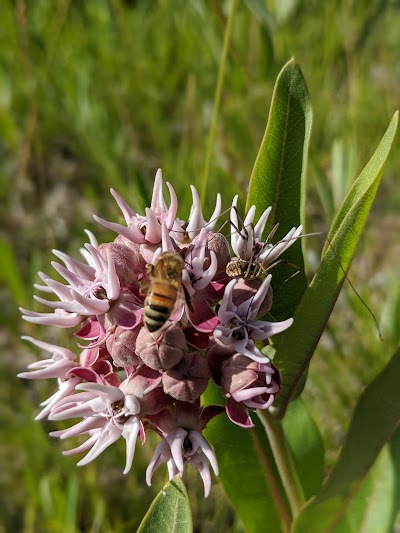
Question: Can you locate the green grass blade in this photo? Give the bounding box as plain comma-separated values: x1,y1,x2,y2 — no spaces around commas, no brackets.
246,58,312,319
293,347,400,532
273,111,398,417
0,238,28,307
137,477,192,533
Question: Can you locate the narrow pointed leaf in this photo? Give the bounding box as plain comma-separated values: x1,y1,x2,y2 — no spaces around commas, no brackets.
246,58,312,319
204,383,288,533
137,477,192,533
273,111,398,417
293,347,400,532
282,398,324,499
333,447,396,533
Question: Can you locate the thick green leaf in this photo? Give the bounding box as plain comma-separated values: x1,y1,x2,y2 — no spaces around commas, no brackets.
333,447,396,533
282,398,324,499
246,58,312,320
203,383,288,533
293,347,400,533
137,477,192,533
273,111,398,417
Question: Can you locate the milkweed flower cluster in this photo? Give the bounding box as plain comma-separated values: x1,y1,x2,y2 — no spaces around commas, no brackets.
19,169,301,496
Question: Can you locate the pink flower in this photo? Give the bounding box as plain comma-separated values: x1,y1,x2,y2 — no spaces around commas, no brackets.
230,196,302,270
18,337,78,380
49,366,169,474
18,168,300,496
214,276,293,362
183,228,218,291
222,354,281,428
169,185,222,243
50,383,142,474
146,401,224,496
20,232,142,331
94,169,178,245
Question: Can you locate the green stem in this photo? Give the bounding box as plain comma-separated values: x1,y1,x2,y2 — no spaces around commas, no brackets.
250,428,291,532
258,409,306,517
200,0,236,203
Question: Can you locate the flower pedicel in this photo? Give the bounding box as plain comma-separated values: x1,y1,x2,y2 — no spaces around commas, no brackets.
19,169,301,496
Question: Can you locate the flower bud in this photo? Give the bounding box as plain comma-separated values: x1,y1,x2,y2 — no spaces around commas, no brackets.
98,242,144,286
106,326,141,368
162,352,210,402
191,231,230,278
139,243,159,265
231,278,273,316
221,354,259,396
221,354,280,405
136,324,187,370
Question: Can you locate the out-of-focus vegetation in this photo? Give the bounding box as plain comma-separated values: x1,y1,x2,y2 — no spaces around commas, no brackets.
1,0,400,530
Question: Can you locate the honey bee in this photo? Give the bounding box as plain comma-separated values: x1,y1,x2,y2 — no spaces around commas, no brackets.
142,251,184,332
226,223,277,280
226,256,266,280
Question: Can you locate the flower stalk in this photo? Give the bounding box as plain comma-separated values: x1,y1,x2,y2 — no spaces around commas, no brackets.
257,409,306,517
250,428,291,532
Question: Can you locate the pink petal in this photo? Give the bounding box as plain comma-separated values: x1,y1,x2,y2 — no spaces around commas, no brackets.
20,309,82,328
18,359,77,380
77,422,121,466
93,215,146,244
122,417,140,474
67,366,101,383
187,292,219,333
233,386,269,402
167,429,186,473
110,188,136,223
146,440,170,486
225,398,254,428
21,336,76,359
74,319,103,340
189,431,219,475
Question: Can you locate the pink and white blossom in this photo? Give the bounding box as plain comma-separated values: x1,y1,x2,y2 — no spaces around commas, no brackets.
19,169,297,495
146,401,223,497
214,276,293,362
230,196,303,269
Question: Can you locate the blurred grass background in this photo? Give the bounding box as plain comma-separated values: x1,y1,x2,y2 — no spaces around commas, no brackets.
1,0,400,531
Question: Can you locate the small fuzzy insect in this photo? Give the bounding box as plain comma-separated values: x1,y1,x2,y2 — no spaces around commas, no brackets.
142,252,184,332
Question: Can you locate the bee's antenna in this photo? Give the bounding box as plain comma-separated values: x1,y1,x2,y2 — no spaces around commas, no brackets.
324,235,384,342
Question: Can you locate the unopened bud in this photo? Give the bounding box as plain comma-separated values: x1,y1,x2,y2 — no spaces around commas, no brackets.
221,354,259,397
136,324,187,370
192,231,230,278
231,278,273,316
98,242,144,286
139,243,159,265
221,354,280,401
162,351,210,402
106,326,141,368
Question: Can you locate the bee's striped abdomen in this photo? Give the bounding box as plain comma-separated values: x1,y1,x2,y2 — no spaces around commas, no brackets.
144,280,178,332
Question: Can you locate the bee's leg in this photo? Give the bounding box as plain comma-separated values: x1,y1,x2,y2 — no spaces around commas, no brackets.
182,285,195,313
263,259,301,278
